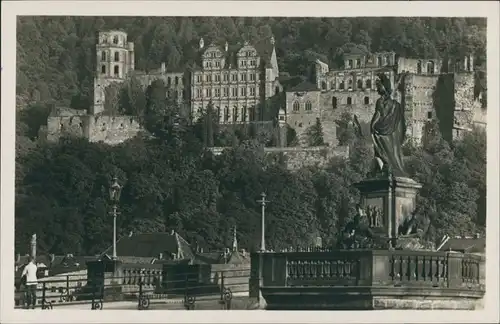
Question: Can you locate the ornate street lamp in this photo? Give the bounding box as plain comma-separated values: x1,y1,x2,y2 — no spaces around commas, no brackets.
109,176,122,260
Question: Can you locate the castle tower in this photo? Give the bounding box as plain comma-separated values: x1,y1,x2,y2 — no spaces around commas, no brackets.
93,30,135,115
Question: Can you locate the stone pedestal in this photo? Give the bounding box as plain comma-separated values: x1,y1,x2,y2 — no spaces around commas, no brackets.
354,176,422,244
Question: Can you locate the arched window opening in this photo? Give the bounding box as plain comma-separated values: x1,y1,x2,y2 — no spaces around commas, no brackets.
356,58,361,68
366,79,372,89
332,97,337,109
114,52,119,62
385,55,391,66
347,97,352,105
330,81,336,90
292,101,300,112
348,59,353,68
427,61,435,74
364,96,370,105
224,107,229,122
339,81,345,90
348,79,353,89
233,106,238,122
305,101,312,111
417,61,422,74
175,76,179,85
114,65,119,77
113,36,119,44
357,79,363,89
101,65,106,74
321,81,327,90
377,56,383,67
275,86,280,95
101,51,106,61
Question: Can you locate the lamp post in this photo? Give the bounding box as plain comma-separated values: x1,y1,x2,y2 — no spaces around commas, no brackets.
256,192,269,308
109,176,122,260
256,192,269,252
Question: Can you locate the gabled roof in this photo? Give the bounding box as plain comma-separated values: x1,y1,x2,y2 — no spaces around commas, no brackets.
227,250,250,265
99,231,194,260
287,80,319,92
194,36,276,71
439,237,485,253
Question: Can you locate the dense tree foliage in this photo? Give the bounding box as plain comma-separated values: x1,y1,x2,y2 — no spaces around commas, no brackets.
14,17,487,255
16,17,485,109
16,108,486,255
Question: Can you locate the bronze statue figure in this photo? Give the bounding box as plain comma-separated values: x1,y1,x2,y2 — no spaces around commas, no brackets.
370,72,408,177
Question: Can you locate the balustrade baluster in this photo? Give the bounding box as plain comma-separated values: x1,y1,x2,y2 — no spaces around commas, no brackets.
421,256,427,280
434,258,441,283
330,260,336,278
344,260,351,278
402,256,409,281
389,255,396,280
398,256,403,281
304,260,310,279
323,260,330,278
339,260,345,278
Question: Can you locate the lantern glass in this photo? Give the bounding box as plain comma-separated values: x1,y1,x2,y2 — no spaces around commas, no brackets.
109,177,122,203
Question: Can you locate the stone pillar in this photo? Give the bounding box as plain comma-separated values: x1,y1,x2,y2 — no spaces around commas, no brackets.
354,176,422,243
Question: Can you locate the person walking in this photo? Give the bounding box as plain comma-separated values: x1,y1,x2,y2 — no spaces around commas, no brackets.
21,257,38,309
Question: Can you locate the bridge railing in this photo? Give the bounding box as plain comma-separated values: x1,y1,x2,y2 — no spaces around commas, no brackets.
251,249,484,290
14,266,251,310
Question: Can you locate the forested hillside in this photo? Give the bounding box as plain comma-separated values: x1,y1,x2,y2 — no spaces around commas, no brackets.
16,17,486,109
14,17,487,256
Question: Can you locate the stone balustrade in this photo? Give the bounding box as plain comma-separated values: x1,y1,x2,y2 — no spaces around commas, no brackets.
250,249,485,310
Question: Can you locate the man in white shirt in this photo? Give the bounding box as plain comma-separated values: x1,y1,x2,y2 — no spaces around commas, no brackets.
21,257,38,309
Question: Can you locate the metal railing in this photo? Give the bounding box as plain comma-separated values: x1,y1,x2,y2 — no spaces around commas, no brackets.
14,267,251,310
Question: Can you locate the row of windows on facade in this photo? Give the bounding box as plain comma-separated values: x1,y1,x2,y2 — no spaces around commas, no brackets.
196,106,257,123
101,51,124,63
321,78,373,91
101,35,124,45
205,49,256,59
416,61,436,74
291,96,371,111
345,54,393,69
195,87,257,98
101,65,121,76
196,72,258,83
204,59,257,69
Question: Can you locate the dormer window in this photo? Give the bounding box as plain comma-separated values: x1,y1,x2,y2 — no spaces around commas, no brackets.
113,36,118,44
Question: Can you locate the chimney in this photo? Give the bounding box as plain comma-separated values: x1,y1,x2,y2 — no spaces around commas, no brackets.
225,41,228,52
30,234,37,259
159,253,163,260
161,62,166,74
199,37,204,49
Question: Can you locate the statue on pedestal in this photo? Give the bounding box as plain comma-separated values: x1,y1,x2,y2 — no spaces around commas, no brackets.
368,72,409,178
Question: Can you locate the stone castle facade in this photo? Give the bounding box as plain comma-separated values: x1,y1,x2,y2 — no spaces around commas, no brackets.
46,29,486,147
190,37,281,123
285,51,486,146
